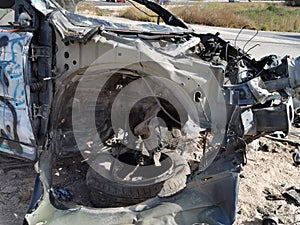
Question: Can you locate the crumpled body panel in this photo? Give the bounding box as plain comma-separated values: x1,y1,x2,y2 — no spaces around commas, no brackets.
26,150,239,225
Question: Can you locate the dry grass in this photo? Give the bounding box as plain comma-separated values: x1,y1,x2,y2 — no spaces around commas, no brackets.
119,2,300,32
170,3,254,29
77,2,106,16
120,6,158,22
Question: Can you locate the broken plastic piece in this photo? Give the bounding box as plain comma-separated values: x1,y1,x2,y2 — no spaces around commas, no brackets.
293,152,300,166
54,188,73,201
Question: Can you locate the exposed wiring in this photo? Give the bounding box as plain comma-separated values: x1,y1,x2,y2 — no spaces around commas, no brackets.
43,66,69,81
245,43,260,55
242,29,259,53
234,25,248,50
234,25,258,60
0,28,20,32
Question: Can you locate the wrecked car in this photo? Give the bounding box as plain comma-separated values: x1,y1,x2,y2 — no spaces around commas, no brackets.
0,0,299,224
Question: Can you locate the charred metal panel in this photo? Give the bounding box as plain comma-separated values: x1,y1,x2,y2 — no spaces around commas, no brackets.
0,32,36,160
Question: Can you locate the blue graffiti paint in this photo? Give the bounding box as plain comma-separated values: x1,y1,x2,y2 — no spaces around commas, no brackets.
14,81,25,106
0,32,36,160
10,37,27,108
10,37,24,62
8,64,22,79
0,36,28,106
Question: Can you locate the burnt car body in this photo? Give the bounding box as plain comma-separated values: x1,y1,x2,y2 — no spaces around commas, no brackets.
0,0,299,224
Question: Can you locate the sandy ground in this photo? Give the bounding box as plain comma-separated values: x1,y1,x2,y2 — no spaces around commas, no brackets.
234,134,300,225
1,132,299,225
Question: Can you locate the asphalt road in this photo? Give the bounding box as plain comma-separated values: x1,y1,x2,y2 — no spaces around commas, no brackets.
191,25,300,59
98,15,300,59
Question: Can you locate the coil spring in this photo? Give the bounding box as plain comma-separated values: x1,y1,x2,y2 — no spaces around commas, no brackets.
30,81,44,92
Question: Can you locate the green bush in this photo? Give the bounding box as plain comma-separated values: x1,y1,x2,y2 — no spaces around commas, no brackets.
266,4,281,13
260,24,269,31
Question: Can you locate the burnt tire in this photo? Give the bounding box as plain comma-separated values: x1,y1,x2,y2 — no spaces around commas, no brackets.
86,151,188,207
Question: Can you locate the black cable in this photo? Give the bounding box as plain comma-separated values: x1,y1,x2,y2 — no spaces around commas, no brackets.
242,29,259,53
234,25,248,49
127,0,159,18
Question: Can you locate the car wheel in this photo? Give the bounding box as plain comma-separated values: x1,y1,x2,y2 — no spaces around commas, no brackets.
86,151,188,207
75,71,191,207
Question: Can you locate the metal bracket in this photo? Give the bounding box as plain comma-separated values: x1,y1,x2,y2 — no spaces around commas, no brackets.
30,45,51,60
224,84,255,106
33,104,50,119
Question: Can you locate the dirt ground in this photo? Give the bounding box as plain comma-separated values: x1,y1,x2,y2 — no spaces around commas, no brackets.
0,157,35,225
234,132,300,225
1,130,300,225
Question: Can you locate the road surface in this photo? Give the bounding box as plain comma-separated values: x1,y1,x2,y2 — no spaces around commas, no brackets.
97,15,300,59
191,25,300,59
